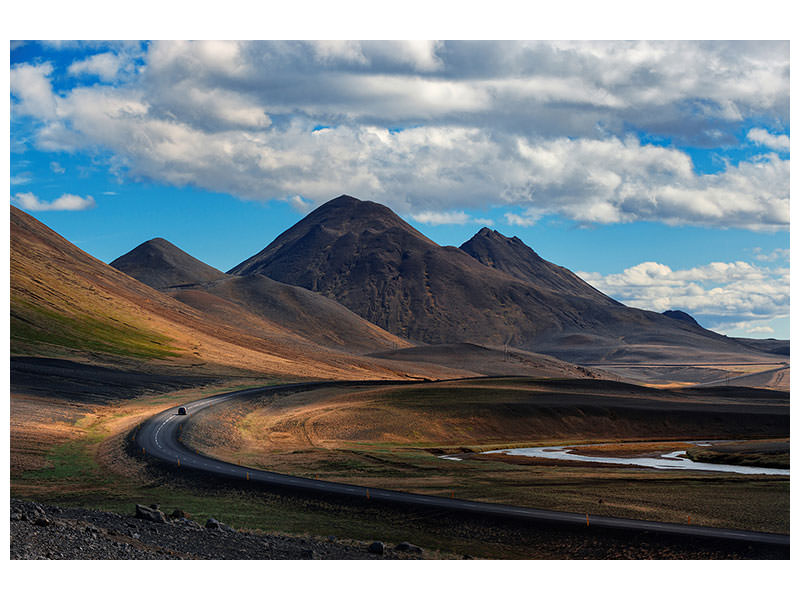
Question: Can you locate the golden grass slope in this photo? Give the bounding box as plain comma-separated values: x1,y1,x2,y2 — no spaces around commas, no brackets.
9,206,454,381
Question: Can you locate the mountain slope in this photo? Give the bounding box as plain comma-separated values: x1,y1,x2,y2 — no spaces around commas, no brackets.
229,195,774,364
9,206,437,380
112,236,410,354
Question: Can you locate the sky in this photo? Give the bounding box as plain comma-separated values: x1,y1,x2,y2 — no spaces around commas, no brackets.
9,40,790,339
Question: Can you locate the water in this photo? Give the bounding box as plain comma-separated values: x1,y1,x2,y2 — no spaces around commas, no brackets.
477,443,789,476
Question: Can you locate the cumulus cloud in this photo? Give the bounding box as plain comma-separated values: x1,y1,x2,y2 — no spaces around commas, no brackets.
411,210,472,225
746,127,790,151
12,192,95,211
10,63,57,119
50,161,65,174
577,260,789,333
9,41,790,230
68,52,129,81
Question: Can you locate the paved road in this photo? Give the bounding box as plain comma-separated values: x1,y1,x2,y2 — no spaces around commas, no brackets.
133,381,789,548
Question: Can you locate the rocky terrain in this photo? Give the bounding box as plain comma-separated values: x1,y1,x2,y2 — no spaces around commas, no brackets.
10,499,430,560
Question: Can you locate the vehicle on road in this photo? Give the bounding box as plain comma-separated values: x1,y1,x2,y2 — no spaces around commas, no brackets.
177,406,187,415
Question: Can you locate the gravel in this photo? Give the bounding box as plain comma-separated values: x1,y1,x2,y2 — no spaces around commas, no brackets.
10,498,427,560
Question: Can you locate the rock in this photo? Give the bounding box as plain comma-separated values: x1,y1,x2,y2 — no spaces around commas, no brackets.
170,509,190,519
205,518,221,529
368,541,385,555
135,504,167,524
395,542,422,554
149,504,160,510
220,524,236,533
177,517,202,530
300,549,314,559
34,517,51,527
327,535,337,542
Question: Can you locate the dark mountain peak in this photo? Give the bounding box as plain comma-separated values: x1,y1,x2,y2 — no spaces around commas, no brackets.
662,309,701,327
230,195,436,277
111,238,225,290
461,228,616,304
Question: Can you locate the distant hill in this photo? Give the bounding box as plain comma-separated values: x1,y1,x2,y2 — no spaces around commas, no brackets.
731,337,790,357
110,238,225,289
229,195,771,364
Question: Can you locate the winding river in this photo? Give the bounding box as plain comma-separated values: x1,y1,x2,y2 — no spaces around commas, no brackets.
443,442,789,476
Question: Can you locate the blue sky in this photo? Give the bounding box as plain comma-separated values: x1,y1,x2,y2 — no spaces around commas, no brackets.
10,40,790,338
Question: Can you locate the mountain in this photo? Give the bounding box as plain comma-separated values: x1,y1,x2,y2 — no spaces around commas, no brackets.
230,195,584,345
229,195,774,364
112,236,409,355
110,238,225,289
10,206,447,381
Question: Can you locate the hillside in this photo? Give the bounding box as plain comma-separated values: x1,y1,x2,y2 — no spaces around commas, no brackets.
9,206,444,381
112,238,412,355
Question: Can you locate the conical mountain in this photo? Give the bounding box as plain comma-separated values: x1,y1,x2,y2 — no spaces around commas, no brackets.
110,238,226,289
230,195,772,364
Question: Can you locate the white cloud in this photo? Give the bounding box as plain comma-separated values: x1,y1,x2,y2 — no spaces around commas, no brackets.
578,260,789,333
12,192,95,211
10,174,32,185
753,247,789,262
746,128,790,151
10,63,57,119
747,325,775,335
505,208,542,227
50,161,65,174
68,52,128,81
289,195,313,213
8,41,790,231
411,210,471,225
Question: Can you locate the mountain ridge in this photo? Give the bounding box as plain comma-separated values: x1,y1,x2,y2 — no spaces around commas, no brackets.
228,194,774,365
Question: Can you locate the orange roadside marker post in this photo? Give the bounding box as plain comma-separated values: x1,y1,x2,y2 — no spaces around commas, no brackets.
688,515,691,525
246,472,249,481
586,513,589,526
366,489,370,500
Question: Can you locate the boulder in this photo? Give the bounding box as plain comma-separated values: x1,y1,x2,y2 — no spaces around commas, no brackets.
135,504,167,524
368,541,385,555
170,509,190,519
394,541,422,554
205,518,221,529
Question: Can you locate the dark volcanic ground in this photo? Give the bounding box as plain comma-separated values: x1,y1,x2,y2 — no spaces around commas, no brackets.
10,499,428,560
10,357,222,404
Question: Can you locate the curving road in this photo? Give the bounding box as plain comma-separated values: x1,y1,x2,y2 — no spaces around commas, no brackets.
133,382,789,548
